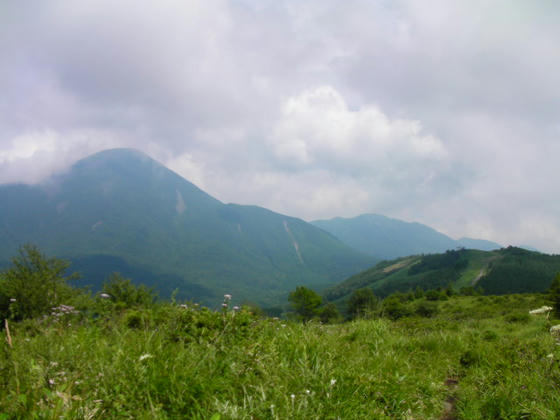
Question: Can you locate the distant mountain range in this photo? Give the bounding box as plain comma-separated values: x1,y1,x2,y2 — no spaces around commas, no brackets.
3,148,542,307
311,214,502,259
0,149,374,305
325,246,560,304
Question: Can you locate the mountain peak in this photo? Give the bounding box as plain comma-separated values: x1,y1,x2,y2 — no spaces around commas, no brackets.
0,148,373,305
73,148,158,169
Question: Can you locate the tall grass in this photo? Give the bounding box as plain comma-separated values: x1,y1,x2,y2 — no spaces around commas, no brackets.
1,294,558,419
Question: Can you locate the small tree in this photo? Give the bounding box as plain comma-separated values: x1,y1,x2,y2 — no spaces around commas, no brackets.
444,283,456,297
288,286,321,322
347,288,378,319
549,273,560,317
319,303,341,324
413,286,424,299
382,297,412,320
101,273,157,309
0,244,78,320
415,300,439,318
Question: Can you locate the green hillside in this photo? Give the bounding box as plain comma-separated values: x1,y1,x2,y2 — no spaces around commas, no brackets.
0,149,375,305
326,247,560,303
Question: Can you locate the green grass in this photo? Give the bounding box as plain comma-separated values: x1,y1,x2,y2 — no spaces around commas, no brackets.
1,294,559,419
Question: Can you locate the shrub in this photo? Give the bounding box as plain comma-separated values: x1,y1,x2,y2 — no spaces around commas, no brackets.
482,330,498,341
413,286,424,299
383,298,412,320
425,290,447,301
124,310,145,329
288,286,321,322
347,288,378,319
0,244,79,320
101,273,157,309
504,312,530,323
319,303,341,324
414,300,439,318
163,304,255,343
460,349,481,368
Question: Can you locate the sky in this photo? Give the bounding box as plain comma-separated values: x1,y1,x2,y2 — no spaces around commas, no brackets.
1,0,560,253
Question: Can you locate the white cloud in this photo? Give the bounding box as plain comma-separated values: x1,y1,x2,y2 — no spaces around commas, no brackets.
0,129,123,184
269,86,446,171
1,1,560,252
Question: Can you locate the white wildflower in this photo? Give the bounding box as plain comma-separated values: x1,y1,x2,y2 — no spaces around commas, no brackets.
233,306,240,311
139,353,153,361
100,293,111,299
9,298,16,302
179,304,188,309
222,303,228,308
48,379,55,385
529,306,553,315
330,378,336,386
224,294,232,301
305,389,311,395
547,353,554,359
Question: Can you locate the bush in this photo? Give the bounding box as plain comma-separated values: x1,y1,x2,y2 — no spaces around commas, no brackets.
347,288,378,319
319,303,341,324
288,286,321,322
425,290,447,301
0,245,79,320
124,310,146,329
101,273,157,309
460,349,481,368
164,305,255,343
414,300,439,318
504,312,530,323
383,298,412,320
482,330,498,341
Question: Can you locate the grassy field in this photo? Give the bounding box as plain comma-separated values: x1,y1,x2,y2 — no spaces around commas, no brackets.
1,293,559,419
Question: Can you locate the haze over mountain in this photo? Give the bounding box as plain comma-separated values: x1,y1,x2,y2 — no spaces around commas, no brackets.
0,148,375,305
311,214,502,260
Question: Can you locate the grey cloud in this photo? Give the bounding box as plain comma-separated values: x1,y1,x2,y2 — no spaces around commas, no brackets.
1,0,559,252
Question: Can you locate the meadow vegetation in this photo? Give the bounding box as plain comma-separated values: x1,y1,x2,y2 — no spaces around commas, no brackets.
1,246,560,419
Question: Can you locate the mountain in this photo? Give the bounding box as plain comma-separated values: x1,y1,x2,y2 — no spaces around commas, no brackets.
324,246,560,303
457,237,502,252
311,214,501,259
519,244,541,253
0,148,375,305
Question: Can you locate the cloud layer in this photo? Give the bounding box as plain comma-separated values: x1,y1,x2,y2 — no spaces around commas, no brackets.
1,0,560,252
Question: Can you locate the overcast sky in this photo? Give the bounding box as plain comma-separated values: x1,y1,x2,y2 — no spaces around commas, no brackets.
1,1,560,252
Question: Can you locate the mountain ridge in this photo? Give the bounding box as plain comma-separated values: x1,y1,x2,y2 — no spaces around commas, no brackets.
0,148,375,305
311,213,502,259
325,246,560,304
